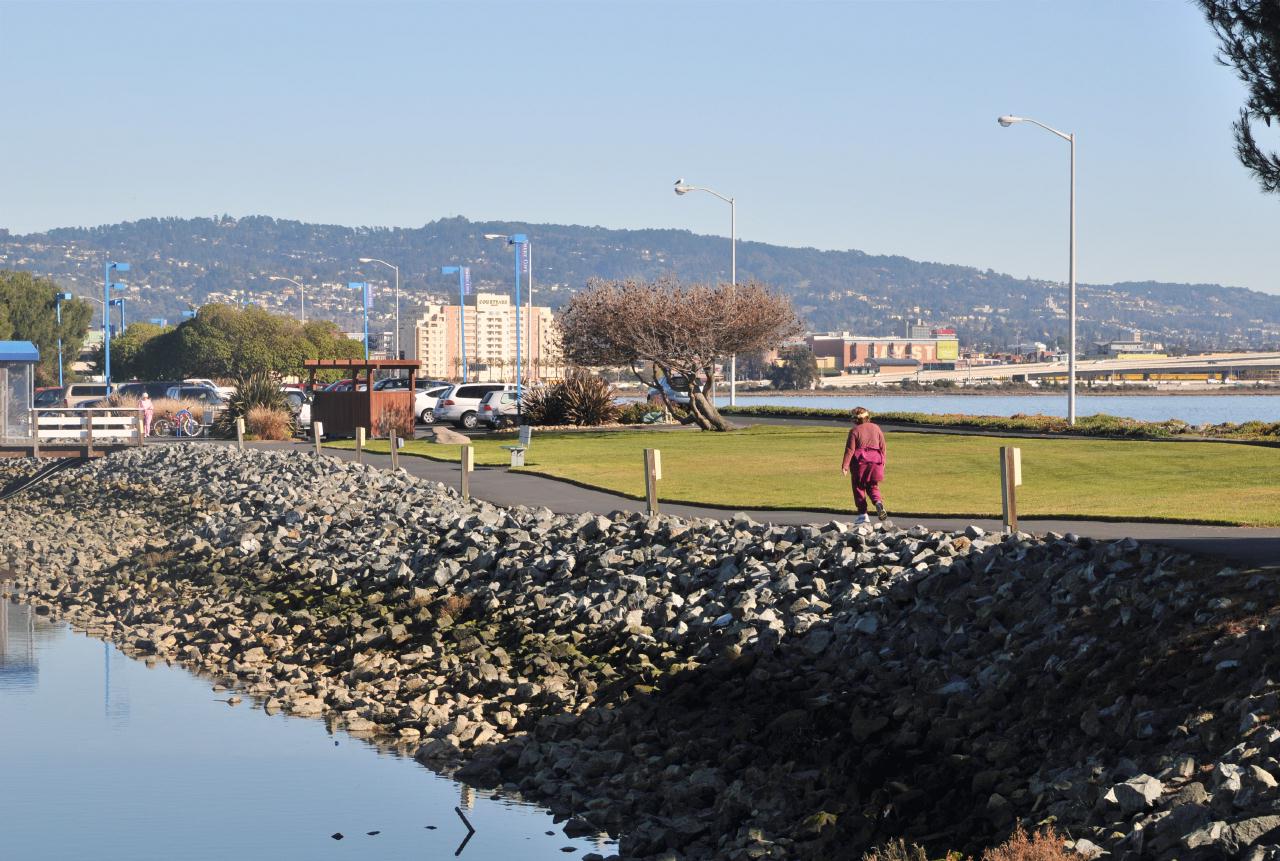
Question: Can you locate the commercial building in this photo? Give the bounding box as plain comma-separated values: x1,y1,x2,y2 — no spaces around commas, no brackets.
1092,332,1166,359
406,292,560,382
806,327,960,371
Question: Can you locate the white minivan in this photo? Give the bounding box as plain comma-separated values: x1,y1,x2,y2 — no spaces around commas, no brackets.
433,383,516,429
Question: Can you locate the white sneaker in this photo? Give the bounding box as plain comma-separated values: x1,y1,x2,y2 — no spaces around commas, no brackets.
854,513,871,525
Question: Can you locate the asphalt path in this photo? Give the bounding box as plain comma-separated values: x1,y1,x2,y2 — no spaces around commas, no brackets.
250,438,1280,568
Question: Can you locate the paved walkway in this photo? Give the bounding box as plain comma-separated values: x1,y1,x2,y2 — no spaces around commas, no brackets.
256,440,1280,567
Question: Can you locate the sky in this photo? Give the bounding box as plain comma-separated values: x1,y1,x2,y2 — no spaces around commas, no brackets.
2,0,1279,294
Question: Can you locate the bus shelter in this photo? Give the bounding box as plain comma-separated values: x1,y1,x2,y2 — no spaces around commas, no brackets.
304,358,418,439
0,341,38,445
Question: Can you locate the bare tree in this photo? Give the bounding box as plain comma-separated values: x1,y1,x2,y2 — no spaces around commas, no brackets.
1199,0,1280,193
557,278,804,431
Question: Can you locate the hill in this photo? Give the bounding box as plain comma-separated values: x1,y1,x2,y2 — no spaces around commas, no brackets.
2,214,1278,351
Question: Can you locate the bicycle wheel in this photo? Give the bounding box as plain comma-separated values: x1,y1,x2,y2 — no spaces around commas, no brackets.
180,417,201,437
152,418,173,437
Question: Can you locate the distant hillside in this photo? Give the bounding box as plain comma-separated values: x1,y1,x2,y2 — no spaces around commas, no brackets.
2,214,1278,351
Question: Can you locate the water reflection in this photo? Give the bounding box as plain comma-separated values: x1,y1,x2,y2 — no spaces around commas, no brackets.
0,609,617,860
0,597,39,693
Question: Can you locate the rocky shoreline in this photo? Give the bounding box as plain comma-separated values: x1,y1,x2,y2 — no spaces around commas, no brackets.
3,446,1280,859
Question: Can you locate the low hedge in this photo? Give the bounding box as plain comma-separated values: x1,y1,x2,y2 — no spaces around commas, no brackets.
720,405,1280,442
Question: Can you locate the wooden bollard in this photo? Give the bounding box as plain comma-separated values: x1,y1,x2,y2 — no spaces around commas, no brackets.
460,445,474,500
235,417,245,450
312,420,324,456
356,426,366,464
389,428,400,470
999,446,1022,533
643,448,661,516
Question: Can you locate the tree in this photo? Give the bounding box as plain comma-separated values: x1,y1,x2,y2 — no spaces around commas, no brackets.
0,270,93,385
557,278,803,431
767,346,821,390
1199,0,1280,193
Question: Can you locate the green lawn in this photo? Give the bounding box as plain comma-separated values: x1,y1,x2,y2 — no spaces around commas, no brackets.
331,425,1280,526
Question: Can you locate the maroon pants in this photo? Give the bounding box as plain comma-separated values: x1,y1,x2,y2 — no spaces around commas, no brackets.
851,461,883,514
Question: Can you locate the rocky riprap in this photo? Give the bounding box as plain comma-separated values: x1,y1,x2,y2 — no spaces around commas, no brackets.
2,445,1280,860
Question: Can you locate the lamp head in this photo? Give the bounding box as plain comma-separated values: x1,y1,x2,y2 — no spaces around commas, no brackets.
109,261,130,272
674,178,691,195
441,265,460,275
482,233,506,240
57,292,73,301
509,233,528,243
109,281,126,291
997,115,1022,127
358,257,374,263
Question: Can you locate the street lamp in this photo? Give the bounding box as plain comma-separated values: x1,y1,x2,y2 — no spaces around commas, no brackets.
997,114,1078,425
485,234,528,421
673,178,737,405
268,276,308,322
484,233,537,381
109,296,126,333
103,261,128,388
54,292,73,388
441,265,471,381
349,282,370,360
358,258,401,359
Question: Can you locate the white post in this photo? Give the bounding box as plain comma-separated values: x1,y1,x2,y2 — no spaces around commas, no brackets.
729,196,737,407
644,448,661,516
312,420,324,456
460,445,474,499
1068,133,1077,426
389,428,399,470
356,426,366,464
235,417,245,450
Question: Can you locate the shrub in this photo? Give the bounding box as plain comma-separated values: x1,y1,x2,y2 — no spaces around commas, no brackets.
618,400,659,424
980,824,1070,861
244,406,293,440
110,395,210,424
522,370,621,426
215,371,293,437
861,839,929,861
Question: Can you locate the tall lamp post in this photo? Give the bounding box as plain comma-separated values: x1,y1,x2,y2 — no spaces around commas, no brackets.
349,282,370,360
109,297,126,333
54,292,73,388
359,258,401,359
441,265,471,381
268,276,308,322
483,233,535,380
103,261,129,388
673,179,737,406
997,114,1077,426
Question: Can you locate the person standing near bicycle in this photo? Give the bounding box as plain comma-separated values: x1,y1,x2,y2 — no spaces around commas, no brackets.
139,391,155,437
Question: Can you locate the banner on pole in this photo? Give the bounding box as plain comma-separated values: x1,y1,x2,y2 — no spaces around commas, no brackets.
519,242,530,277
364,282,373,308
462,267,472,296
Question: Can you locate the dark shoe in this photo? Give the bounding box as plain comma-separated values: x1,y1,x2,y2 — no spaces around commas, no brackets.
875,501,888,522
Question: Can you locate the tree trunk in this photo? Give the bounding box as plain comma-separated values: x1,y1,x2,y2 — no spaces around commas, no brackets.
687,369,735,431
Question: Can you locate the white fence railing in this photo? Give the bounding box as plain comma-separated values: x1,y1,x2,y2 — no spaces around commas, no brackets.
30,408,145,447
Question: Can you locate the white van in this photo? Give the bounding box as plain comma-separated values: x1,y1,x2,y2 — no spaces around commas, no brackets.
62,383,113,407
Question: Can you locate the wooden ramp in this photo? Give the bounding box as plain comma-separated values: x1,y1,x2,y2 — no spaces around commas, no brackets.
0,408,144,459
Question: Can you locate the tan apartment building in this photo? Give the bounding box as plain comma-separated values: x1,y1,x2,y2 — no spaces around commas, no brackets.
406,292,561,381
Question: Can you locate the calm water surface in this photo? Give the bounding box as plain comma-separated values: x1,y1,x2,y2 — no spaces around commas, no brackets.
719,393,1280,425
0,599,615,861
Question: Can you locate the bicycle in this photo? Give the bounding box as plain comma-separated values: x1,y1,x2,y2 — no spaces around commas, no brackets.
152,408,201,438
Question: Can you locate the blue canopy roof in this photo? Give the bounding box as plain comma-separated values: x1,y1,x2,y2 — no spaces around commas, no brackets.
0,341,39,362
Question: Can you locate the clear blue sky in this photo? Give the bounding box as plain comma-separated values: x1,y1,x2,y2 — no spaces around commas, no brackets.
3,0,1278,293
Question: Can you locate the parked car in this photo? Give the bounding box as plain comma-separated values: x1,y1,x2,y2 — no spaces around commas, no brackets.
164,385,228,405
433,383,516,429
477,390,521,429
62,382,113,407
282,388,311,429
373,377,450,424
118,380,183,401
183,377,235,399
322,378,367,392
646,374,692,406
33,387,64,408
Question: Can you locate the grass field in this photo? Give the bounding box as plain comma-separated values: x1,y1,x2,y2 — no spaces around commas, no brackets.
331,425,1280,526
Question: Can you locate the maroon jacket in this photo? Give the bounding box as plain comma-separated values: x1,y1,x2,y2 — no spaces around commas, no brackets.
841,422,886,472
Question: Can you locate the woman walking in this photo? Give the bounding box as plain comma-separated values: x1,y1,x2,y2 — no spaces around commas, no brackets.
139,391,155,437
841,406,887,524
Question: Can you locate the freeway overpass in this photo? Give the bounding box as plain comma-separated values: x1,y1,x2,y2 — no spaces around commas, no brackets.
819,351,1280,387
